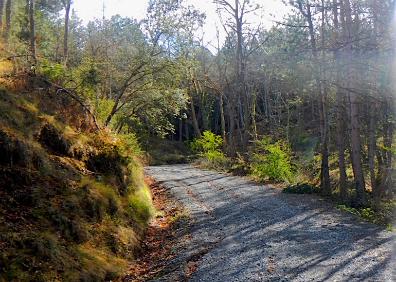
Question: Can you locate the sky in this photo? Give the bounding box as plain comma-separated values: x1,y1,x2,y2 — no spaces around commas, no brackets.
73,0,291,48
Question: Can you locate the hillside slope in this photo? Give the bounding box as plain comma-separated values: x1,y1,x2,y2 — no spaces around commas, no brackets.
0,76,154,281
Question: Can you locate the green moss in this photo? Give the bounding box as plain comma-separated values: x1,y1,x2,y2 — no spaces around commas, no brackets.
127,184,154,227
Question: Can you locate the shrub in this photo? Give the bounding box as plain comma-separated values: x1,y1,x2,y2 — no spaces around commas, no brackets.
39,60,65,82
190,131,223,154
250,137,294,182
190,131,228,169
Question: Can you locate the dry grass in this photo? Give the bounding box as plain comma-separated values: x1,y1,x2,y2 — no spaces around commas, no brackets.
0,85,155,281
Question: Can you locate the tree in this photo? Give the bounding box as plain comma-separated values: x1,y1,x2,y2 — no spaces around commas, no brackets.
0,0,4,33
4,0,10,41
294,0,331,195
214,0,261,151
28,0,36,63
342,0,366,206
62,0,71,66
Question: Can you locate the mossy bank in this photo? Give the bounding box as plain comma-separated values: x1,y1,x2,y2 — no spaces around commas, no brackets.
0,79,154,281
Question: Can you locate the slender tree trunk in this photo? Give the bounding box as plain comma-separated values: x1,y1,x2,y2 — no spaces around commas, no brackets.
334,0,348,202
0,0,4,33
368,105,377,199
299,1,331,195
227,103,236,156
28,0,36,63
4,0,11,41
381,100,394,196
189,93,201,138
336,88,348,201
185,120,189,140
343,0,366,206
179,118,183,142
251,92,258,141
63,0,71,67
219,93,226,144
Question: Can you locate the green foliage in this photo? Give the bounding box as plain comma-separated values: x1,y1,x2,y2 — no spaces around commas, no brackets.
39,60,66,82
191,131,223,154
191,131,228,169
119,133,143,158
0,89,154,281
127,185,154,227
336,203,394,226
283,183,319,194
250,137,294,182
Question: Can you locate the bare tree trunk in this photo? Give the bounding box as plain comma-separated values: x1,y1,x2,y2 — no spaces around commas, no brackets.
62,0,71,67
179,118,183,142
251,92,258,141
334,0,348,202
336,88,348,201
227,103,236,156
28,0,36,64
343,0,366,206
4,0,11,41
368,106,377,199
0,0,4,33
189,93,201,138
381,100,394,196
185,121,189,140
298,1,331,195
219,93,226,144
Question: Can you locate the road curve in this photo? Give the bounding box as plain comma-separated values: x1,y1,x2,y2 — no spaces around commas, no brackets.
145,165,394,282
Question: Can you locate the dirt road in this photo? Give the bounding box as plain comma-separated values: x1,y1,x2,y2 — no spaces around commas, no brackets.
145,165,394,282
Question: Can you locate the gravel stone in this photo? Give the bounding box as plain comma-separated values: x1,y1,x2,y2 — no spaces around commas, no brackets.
146,165,395,282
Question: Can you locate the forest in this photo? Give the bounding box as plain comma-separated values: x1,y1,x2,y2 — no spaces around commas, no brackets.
0,0,395,281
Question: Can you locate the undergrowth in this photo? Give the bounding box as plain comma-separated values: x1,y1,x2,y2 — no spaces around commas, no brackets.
190,131,229,170
0,84,154,281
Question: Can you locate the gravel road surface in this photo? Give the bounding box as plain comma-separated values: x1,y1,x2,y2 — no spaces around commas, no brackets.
145,165,395,282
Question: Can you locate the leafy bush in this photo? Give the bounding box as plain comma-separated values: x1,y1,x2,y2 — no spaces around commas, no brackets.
190,131,228,169
336,204,393,225
250,137,294,182
39,60,66,82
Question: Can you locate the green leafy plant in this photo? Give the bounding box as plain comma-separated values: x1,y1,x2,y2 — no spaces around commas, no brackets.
39,60,66,82
190,131,228,169
250,137,294,182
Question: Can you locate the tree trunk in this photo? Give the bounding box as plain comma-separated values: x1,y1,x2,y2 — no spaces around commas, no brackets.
334,0,348,202
336,88,348,201
0,0,4,33
251,92,258,141
343,0,366,206
185,120,189,140
300,1,331,195
4,0,11,41
189,93,201,138
179,118,183,142
63,0,71,67
381,100,394,196
219,93,226,144
28,0,36,63
368,105,377,200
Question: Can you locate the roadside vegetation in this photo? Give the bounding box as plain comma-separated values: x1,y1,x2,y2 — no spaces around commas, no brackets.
190,131,395,226
0,0,394,280
0,85,154,280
